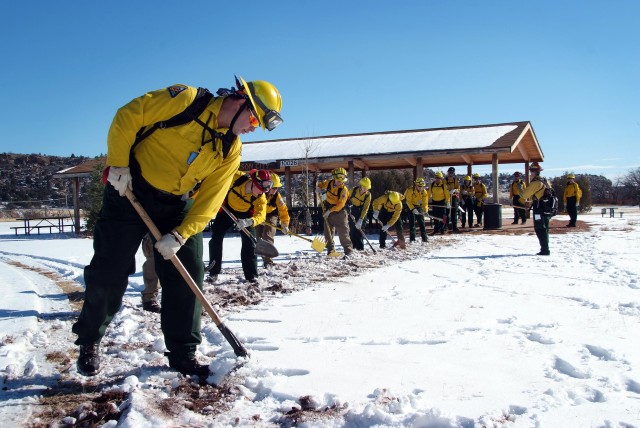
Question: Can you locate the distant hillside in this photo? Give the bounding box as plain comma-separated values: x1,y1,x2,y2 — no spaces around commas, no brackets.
0,153,97,210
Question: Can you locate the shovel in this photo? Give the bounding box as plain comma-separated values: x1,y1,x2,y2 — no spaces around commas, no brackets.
220,205,279,259
274,225,326,254
124,189,248,357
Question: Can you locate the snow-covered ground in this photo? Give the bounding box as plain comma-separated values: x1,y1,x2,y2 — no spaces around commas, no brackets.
1,207,639,427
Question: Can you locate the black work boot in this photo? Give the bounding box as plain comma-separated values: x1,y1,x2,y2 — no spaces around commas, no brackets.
142,300,161,313
168,355,210,377
77,343,100,376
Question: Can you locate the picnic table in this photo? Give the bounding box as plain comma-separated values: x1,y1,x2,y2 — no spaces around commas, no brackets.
600,207,624,218
11,216,76,235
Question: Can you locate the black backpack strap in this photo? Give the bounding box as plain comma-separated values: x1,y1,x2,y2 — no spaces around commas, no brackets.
133,87,214,146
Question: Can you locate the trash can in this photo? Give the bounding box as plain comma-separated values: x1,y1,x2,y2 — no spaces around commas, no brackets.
483,203,502,230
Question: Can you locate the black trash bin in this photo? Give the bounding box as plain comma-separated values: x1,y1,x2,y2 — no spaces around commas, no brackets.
483,203,502,230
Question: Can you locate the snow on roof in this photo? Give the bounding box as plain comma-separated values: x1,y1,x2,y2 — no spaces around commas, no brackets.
241,124,518,163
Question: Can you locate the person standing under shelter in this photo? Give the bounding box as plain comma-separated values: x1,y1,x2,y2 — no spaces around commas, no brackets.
348,177,372,251
317,168,353,256
444,167,460,230
519,162,552,256
429,172,450,235
509,171,527,225
255,172,290,267
72,77,282,377
563,173,582,228
208,170,270,282
403,177,429,243
472,173,488,227
460,175,474,228
372,191,405,248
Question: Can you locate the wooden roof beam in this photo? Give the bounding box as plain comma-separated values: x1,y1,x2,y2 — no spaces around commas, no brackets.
404,157,417,167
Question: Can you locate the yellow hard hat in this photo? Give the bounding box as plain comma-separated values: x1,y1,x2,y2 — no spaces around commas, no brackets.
236,76,283,131
332,167,348,182
473,173,481,179
270,172,282,188
567,173,575,179
359,177,371,189
434,171,444,179
464,175,472,181
415,177,426,187
387,191,401,205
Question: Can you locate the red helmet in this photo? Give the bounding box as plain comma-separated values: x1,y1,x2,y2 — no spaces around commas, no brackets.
250,169,272,192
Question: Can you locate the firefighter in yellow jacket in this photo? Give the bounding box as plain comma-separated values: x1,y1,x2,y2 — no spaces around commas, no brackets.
429,172,451,235
317,168,353,256
256,172,290,267
472,173,488,227
404,177,429,242
208,170,269,283
444,167,461,230
563,173,582,227
519,162,551,255
348,177,372,251
372,191,405,248
509,171,527,225
72,77,283,377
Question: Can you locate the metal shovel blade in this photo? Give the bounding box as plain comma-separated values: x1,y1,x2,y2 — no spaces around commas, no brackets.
311,235,327,253
255,238,279,258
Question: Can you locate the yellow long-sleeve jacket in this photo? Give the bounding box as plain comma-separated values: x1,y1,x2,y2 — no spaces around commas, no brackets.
445,176,460,192
473,182,488,201
349,187,372,220
317,179,349,213
225,173,267,226
509,179,527,198
519,177,546,203
563,182,582,204
372,194,403,226
429,181,451,204
106,84,241,239
266,192,290,226
404,186,429,211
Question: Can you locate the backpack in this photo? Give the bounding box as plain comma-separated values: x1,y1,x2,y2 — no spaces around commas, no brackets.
537,179,558,217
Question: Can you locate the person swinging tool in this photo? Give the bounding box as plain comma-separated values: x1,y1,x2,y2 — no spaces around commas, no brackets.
255,172,290,268
403,177,429,243
317,168,353,256
372,190,405,249
347,177,373,251
72,76,283,377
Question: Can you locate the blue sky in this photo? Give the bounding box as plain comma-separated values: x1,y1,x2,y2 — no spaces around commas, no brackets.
1,1,638,180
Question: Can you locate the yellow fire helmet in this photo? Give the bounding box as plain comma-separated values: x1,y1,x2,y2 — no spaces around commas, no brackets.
359,177,371,189
332,167,348,182
387,191,402,205
236,76,283,131
415,177,426,187
567,173,575,179
434,171,444,179
270,172,282,188
473,173,481,179
464,175,472,181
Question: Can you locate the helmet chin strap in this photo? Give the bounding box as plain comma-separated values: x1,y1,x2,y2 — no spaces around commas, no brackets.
225,100,250,141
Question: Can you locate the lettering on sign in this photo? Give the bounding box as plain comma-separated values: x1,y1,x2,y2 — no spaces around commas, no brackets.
280,160,299,167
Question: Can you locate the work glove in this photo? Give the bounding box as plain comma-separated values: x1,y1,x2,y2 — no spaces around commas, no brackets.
235,218,254,230
106,166,132,197
281,223,290,235
155,229,185,260
355,219,363,230
323,209,331,219
381,224,390,232
372,210,380,220
412,208,420,215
